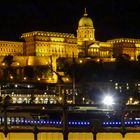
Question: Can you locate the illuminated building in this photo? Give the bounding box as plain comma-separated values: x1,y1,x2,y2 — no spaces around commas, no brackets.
0,9,140,83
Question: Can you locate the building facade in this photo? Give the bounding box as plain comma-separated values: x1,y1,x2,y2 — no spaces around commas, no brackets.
0,9,140,83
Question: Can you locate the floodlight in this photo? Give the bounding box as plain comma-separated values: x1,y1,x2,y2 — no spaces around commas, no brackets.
103,95,114,105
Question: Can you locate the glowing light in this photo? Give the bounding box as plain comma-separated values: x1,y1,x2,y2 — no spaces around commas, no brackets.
103,95,114,105
37,78,41,81
59,97,62,101
49,77,52,80
42,107,45,110
15,84,18,88
10,75,13,79
79,59,83,63
66,78,69,81
24,77,27,80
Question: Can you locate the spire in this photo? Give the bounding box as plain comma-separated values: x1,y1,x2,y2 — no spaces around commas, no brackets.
84,8,88,16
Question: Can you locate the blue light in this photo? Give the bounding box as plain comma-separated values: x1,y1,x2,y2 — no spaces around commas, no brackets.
72,122,74,125
0,118,91,127
2,118,4,122
11,119,15,123
21,120,24,123
84,122,87,125
134,121,137,124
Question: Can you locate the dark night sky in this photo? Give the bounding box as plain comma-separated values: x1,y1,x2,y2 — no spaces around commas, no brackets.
0,0,140,41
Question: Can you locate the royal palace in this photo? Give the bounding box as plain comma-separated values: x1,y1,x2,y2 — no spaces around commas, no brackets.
0,9,140,83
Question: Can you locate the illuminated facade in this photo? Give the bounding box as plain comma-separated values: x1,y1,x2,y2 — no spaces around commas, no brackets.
0,9,140,83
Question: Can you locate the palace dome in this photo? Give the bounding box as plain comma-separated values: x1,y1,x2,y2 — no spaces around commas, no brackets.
78,9,93,27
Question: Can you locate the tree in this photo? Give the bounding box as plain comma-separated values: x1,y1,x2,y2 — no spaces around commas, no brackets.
114,53,131,81
56,57,70,73
2,55,14,67
137,55,140,61
2,55,15,81
3,95,13,107
24,66,35,80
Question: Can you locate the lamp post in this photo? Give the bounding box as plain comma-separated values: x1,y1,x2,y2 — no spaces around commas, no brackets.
63,90,68,140
72,52,76,104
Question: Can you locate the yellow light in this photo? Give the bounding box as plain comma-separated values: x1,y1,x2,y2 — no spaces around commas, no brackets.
49,77,52,80
79,60,83,63
2,63,5,66
111,58,115,61
10,76,13,79
17,62,20,66
59,97,62,101
24,77,27,80
67,100,72,104
66,78,69,81
130,97,133,101
37,78,41,81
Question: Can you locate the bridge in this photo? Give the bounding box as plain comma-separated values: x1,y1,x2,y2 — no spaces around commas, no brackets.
0,103,140,140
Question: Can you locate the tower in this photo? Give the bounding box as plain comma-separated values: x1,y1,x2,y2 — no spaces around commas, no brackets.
77,8,95,57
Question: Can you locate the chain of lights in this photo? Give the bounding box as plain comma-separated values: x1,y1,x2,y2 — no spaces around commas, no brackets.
0,118,90,126
0,118,140,127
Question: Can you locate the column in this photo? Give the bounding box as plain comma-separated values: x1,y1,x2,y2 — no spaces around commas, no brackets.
93,132,97,140
34,126,38,140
